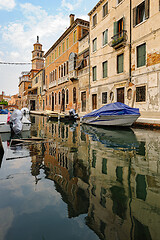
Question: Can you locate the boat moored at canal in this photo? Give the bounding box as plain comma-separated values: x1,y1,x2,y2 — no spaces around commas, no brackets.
81,102,140,127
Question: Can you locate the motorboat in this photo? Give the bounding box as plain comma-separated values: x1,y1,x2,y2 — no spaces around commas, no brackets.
0,109,31,133
81,124,139,151
81,102,140,127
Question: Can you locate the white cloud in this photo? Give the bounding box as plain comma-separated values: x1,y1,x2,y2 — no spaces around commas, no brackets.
61,0,82,11
0,0,16,11
1,2,70,95
2,3,69,61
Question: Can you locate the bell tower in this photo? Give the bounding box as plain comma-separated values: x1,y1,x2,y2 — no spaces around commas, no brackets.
31,36,44,70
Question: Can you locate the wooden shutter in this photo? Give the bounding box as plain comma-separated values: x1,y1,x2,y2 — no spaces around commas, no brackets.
133,7,137,27
113,21,118,36
145,0,150,19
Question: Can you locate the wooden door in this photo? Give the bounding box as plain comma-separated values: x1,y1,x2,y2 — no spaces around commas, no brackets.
117,87,124,103
92,94,97,110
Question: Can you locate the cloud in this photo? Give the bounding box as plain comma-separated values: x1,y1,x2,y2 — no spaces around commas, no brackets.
0,0,16,11
61,0,82,11
2,3,69,61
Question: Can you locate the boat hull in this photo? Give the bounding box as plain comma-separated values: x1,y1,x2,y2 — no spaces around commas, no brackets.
0,122,31,133
81,114,139,127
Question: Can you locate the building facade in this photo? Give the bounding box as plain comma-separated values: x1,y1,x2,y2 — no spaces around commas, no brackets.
88,0,160,115
44,14,89,114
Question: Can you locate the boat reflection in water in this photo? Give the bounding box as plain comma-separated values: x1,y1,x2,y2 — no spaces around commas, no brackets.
81,124,139,151
0,116,159,240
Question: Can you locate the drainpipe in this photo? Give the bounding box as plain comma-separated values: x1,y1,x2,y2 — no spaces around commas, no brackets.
129,0,132,82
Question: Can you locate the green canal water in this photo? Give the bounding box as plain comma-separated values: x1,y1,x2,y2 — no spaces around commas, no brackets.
0,115,160,240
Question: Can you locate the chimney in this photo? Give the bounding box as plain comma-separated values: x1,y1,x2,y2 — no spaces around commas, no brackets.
70,14,75,25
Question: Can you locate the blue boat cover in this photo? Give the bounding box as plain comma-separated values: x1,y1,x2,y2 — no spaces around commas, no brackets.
0,109,9,114
82,102,140,118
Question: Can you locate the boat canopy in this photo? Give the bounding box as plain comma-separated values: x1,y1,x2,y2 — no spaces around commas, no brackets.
0,109,9,114
82,102,140,118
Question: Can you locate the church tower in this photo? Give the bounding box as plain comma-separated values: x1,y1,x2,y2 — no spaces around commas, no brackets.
32,36,44,70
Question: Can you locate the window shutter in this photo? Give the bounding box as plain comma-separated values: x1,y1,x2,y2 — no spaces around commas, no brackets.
113,21,118,36
133,7,137,27
122,16,125,30
145,0,150,19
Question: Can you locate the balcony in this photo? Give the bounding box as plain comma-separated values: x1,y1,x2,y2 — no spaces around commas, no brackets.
58,76,69,85
69,70,78,81
49,81,57,89
110,30,127,49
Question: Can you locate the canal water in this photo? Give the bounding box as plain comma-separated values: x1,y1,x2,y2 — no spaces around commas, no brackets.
0,115,160,240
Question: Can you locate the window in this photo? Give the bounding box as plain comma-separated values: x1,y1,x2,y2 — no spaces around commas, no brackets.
59,66,61,78
133,0,150,27
55,93,57,105
103,29,108,46
93,14,97,27
117,53,124,73
73,30,77,43
103,2,108,17
93,38,97,52
66,89,69,104
62,42,65,53
55,50,57,59
46,95,47,106
59,46,61,56
58,92,61,105
66,38,69,49
52,53,54,61
136,86,146,102
73,87,76,103
55,69,57,80
137,43,146,68
113,17,124,37
102,92,107,104
61,65,63,77
117,0,123,4
92,66,97,81
102,61,108,78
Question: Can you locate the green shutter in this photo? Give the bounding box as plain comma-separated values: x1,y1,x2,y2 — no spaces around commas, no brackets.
133,7,137,27
137,44,146,67
145,0,150,19
113,21,118,36
102,158,107,174
117,54,123,73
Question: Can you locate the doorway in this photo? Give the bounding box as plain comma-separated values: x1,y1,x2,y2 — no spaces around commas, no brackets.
92,94,97,110
117,87,124,103
81,91,86,112
52,92,54,111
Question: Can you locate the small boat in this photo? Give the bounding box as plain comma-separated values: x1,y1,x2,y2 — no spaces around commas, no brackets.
0,109,31,133
81,102,140,127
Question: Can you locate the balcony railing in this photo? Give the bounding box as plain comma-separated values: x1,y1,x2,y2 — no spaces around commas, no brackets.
49,81,57,89
58,75,69,85
110,30,127,49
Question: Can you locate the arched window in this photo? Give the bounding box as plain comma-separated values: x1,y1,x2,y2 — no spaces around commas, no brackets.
59,92,61,105
66,89,69,104
73,87,76,104
55,93,57,105
61,65,63,77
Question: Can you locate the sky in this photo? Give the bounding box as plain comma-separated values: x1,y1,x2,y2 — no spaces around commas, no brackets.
0,0,98,96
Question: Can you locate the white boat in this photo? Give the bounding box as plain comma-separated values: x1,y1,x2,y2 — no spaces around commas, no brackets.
0,110,31,133
81,102,140,127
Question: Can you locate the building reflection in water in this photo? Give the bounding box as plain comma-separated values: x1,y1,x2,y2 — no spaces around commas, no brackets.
29,116,160,240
